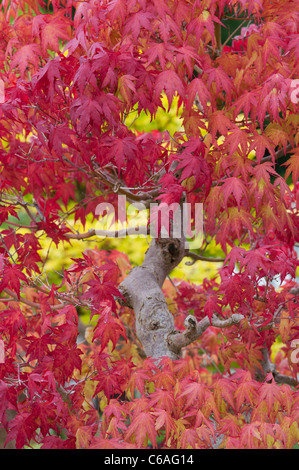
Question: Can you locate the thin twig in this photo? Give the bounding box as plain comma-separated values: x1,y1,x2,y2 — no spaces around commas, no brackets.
184,249,225,265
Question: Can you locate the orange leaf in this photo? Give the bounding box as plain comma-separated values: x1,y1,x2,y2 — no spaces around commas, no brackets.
125,412,157,448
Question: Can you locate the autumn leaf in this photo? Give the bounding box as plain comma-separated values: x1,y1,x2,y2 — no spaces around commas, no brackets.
234,374,259,411
209,110,235,142
123,10,154,42
180,381,206,409
204,295,222,321
118,74,137,106
0,264,28,299
216,207,254,251
152,408,176,441
93,316,126,351
154,70,185,109
10,44,41,78
284,150,299,184
221,177,248,210
76,426,93,449
258,373,284,411
32,12,71,53
249,133,275,164
125,412,157,448
0,0,298,452
186,77,211,110
5,413,33,449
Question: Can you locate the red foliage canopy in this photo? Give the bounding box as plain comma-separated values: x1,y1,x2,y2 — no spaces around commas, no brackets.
0,0,298,450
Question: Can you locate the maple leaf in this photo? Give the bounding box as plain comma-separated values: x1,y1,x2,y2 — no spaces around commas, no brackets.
217,413,242,438
81,274,123,309
41,435,76,449
10,44,41,78
26,334,55,363
32,12,71,53
126,368,151,398
204,295,222,322
76,426,93,449
70,93,120,135
224,246,246,274
118,74,137,106
152,366,176,391
93,370,123,402
265,123,289,151
150,389,175,415
180,381,206,409
181,108,207,136
152,408,175,442
258,373,284,411
249,133,275,164
52,344,82,383
179,428,199,449
102,134,140,175
209,110,235,142
1,0,298,452
240,422,262,449
0,380,17,425
0,307,27,339
93,316,126,351
32,56,63,104
125,411,157,449
240,248,270,278
206,66,233,102
225,128,250,158
35,217,70,246
0,264,28,299
154,70,185,109
5,413,33,449
221,177,248,210
283,150,299,185
172,44,201,76
186,77,211,111
234,375,259,412
213,378,236,411
123,10,154,42
48,124,77,159
0,205,19,225
233,90,258,122
174,138,211,191
216,207,254,252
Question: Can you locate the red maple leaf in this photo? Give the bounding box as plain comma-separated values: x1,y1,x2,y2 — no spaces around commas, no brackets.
81,274,123,309
93,316,126,351
222,177,248,210
174,138,211,191
154,70,185,109
10,44,41,78
0,264,28,299
204,295,222,321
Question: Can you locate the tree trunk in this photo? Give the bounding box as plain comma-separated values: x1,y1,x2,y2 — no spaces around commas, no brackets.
119,237,186,360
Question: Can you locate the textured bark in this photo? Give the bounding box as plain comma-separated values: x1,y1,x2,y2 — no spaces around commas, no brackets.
119,237,186,360
167,313,245,357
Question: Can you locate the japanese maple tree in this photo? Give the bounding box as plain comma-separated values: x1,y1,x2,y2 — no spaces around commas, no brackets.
0,0,298,450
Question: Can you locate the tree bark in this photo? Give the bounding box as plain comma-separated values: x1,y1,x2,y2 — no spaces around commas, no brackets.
119,237,186,360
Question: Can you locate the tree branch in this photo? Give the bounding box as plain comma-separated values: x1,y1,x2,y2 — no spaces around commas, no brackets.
184,249,225,264
255,347,298,387
251,143,293,166
167,313,244,355
2,288,65,310
65,226,150,240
